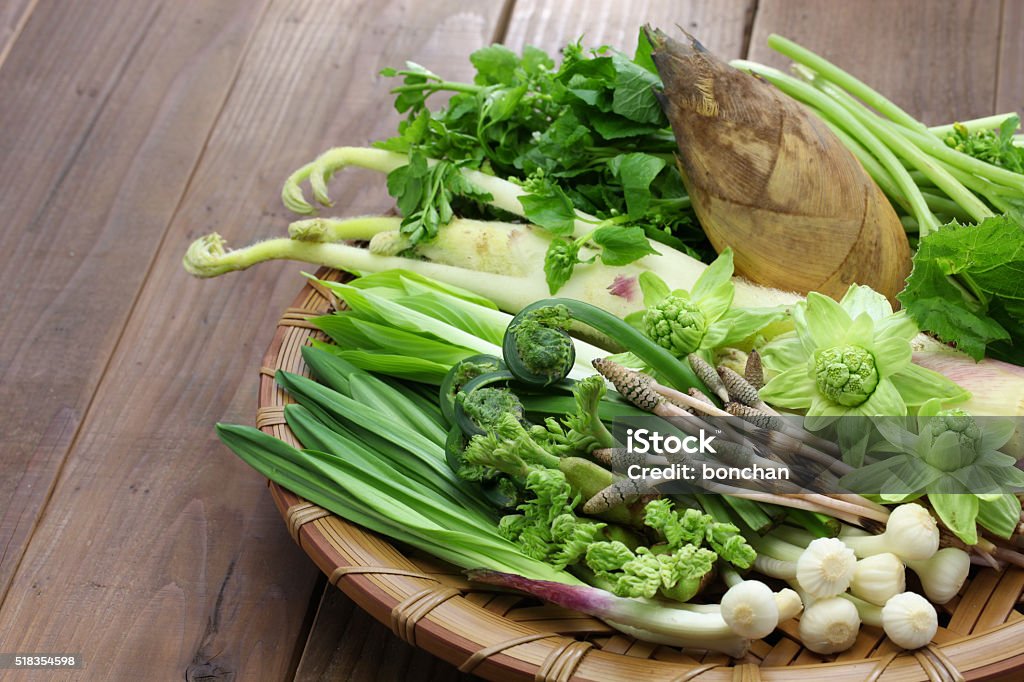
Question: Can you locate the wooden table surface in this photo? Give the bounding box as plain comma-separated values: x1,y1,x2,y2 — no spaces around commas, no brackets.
0,0,1020,679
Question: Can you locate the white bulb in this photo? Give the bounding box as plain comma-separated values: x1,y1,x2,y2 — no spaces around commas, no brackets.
799,597,861,654
720,580,779,638
882,592,937,649
797,537,857,599
850,553,905,605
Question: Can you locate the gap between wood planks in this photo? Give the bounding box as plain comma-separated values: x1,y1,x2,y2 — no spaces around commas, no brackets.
994,0,1006,113
492,0,517,43
741,0,760,58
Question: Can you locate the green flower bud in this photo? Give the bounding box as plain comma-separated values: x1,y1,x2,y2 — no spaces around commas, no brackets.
931,409,981,440
922,409,982,470
643,295,708,357
814,345,879,407
921,433,977,471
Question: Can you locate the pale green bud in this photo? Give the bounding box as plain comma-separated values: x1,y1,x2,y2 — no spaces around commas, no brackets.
814,345,879,407
643,295,707,357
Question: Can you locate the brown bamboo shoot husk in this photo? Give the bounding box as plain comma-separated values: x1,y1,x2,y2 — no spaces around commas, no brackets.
647,27,911,302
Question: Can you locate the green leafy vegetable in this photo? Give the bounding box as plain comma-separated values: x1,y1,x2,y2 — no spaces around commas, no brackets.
498,467,606,569
899,215,1024,363
376,32,710,294
308,270,607,383
580,498,754,601
840,399,1024,544
386,150,493,243
541,223,659,294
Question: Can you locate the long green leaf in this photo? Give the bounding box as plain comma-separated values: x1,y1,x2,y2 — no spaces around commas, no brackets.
384,376,447,427
285,403,488,516
312,314,378,352
347,373,446,445
348,317,476,364
336,350,452,384
285,406,498,535
304,346,449,440
216,423,433,538
344,269,499,310
216,424,579,582
395,287,508,344
318,281,503,356
307,349,448,428
520,393,650,421
276,370,457,486
302,344,362,394
300,447,578,580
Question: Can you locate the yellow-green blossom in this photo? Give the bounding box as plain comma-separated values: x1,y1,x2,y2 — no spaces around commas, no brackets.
759,285,969,428
628,249,788,359
840,399,1024,544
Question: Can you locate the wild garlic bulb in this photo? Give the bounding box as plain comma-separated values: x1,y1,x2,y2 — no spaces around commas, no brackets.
720,580,779,638
906,547,970,604
850,553,905,606
774,588,803,622
799,596,861,654
882,592,938,649
797,537,857,598
843,503,939,561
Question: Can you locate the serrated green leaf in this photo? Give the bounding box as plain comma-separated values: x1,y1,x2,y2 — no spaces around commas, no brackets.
899,216,1023,360
470,44,519,85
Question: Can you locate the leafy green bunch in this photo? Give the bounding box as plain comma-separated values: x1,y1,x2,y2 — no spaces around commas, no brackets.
581,498,755,601
500,471,755,602
377,32,713,293
498,467,607,569
899,214,1024,364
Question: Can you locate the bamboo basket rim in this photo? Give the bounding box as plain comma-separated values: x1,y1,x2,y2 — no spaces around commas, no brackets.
257,267,1024,682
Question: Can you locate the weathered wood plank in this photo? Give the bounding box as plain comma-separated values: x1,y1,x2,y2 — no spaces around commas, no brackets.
504,0,755,60
0,0,36,70
997,0,1024,115
747,0,1003,124
0,0,268,606
0,1,508,680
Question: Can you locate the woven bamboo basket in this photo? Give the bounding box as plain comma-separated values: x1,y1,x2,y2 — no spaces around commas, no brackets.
257,268,1024,681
